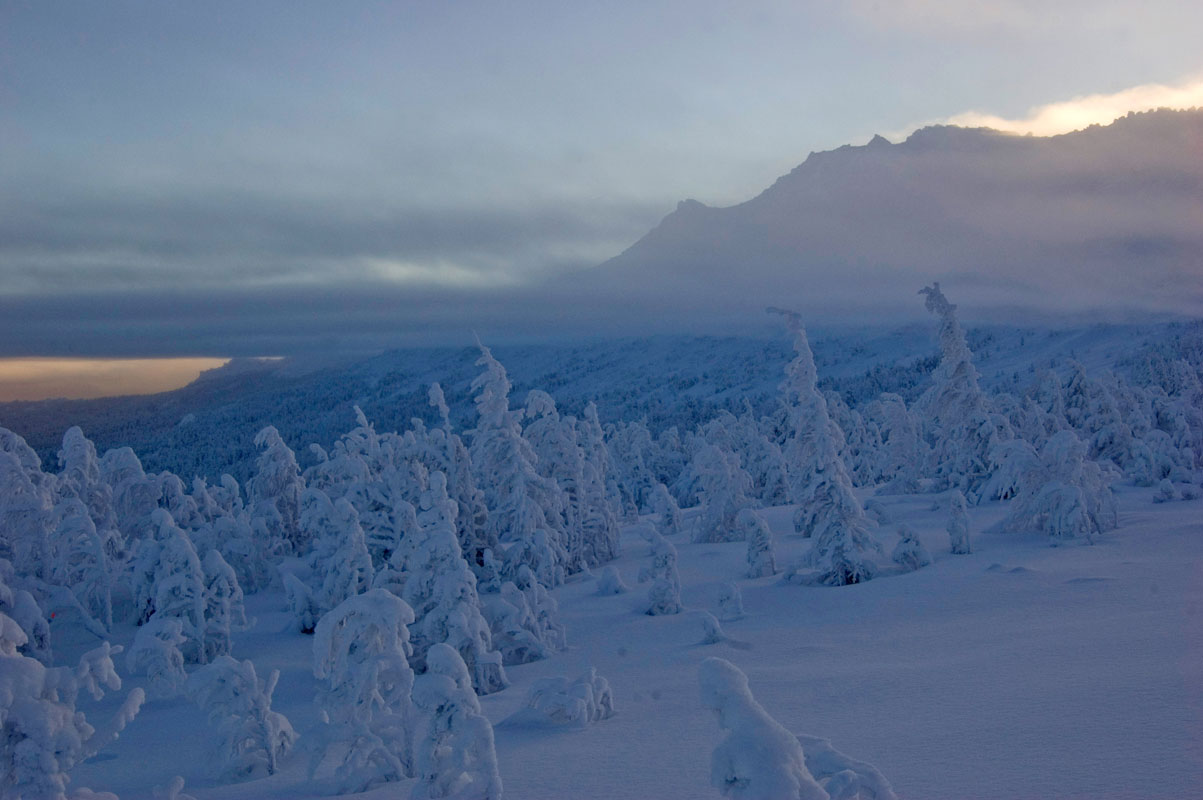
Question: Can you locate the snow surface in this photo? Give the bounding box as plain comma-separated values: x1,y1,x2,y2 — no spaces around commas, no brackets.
68,484,1203,799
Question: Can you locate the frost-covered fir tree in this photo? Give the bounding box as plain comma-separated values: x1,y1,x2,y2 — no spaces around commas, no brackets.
0,446,54,581
57,426,118,538
248,426,305,555
429,384,493,563
186,655,296,779
914,283,1013,500
691,443,754,544
644,534,683,615
100,446,160,542
469,343,568,585
126,616,189,698
867,393,926,495
411,643,503,800
403,471,507,695
651,482,684,538
739,509,777,579
947,490,971,554
698,657,827,800
1,612,144,800
891,525,932,572
201,549,249,660
772,309,881,586
145,509,208,662
989,430,1119,545
48,498,113,634
311,589,418,792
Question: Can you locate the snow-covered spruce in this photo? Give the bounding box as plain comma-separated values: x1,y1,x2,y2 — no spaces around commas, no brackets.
126,616,189,699
1,612,144,800
411,643,503,800
201,549,249,660
739,508,777,579
891,525,932,572
691,443,755,544
402,470,507,695
946,490,971,554
469,343,569,587
988,430,1118,545
503,666,616,729
643,533,683,615
310,589,417,792
186,655,296,779
651,482,684,538
771,309,881,586
249,425,305,556
914,283,1013,500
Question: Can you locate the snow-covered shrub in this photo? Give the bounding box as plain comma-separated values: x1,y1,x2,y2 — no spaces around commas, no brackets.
947,490,971,554
698,610,728,645
740,509,777,579
1,612,143,800
482,583,550,666
311,589,417,792
595,565,629,595
186,655,296,779
505,666,616,729
1154,478,1176,503
152,776,198,800
698,656,827,800
281,570,321,634
126,616,188,699
411,643,503,800
644,534,682,616
891,526,932,572
717,582,744,620
794,734,899,800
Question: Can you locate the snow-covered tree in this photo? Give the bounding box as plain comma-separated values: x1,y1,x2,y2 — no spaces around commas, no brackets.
0,447,53,580
57,426,117,537
311,589,417,792
914,283,1013,499
145,509,208,662
644,534,682,616
0,560,51,663
201,549,249,660
411,643,503,800
469,343,568,586
1,612,144,800
698,657,827,800
891,525,932,572
867,394,926,495
126,616,189,699
772,309,881,586
740,509,777,579
691,443,754,544
248,426,305,555
989,431,1118,545
48,498,113,633
947,490,971,554
186,655,296,779
651,482,684,539
403,471,507,695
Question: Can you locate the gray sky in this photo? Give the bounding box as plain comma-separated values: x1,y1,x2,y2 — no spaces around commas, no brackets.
2,0,1202,358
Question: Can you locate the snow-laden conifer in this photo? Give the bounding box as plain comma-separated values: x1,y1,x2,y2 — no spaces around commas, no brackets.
771,309,881,586
644,534,682,616
311,589,417,792
249,426,305,555
947,490,971,554
891,525,932,572
201,549,249,660
691,443,754,544
411,643,503,800
186,655,296,779
739,508,777,579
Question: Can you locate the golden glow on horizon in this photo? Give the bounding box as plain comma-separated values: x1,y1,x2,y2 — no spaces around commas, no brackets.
890,77,1203,140
0,358,230,402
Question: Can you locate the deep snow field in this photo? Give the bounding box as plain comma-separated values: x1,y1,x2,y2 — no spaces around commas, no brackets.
69,484,1203,800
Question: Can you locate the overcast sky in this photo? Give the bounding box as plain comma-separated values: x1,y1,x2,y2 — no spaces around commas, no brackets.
2,0,1202,359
